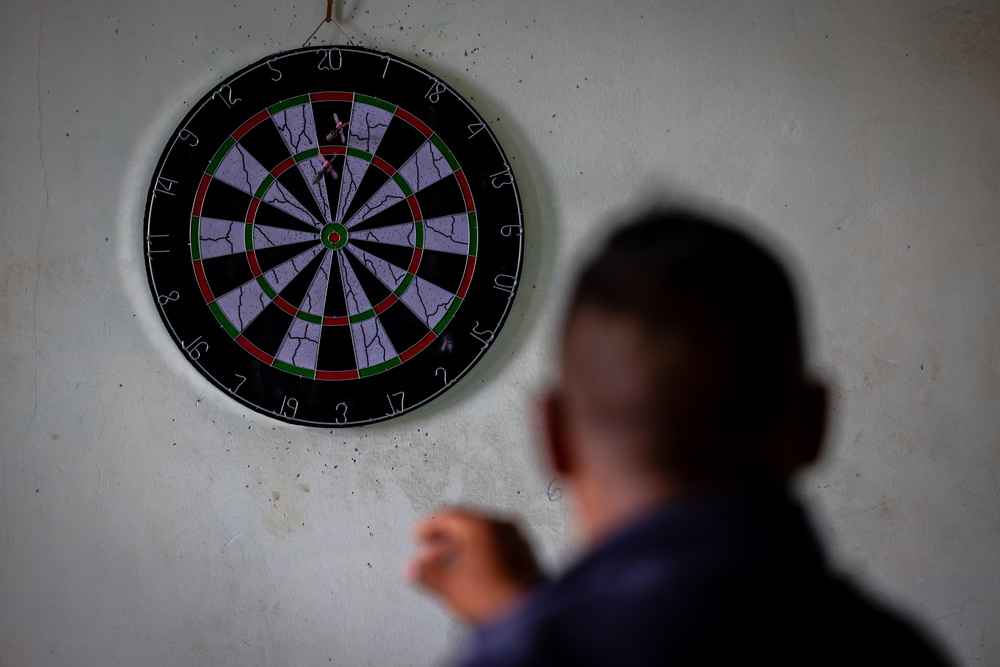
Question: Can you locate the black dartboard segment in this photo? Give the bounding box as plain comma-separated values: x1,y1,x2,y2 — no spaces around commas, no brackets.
145,47,523,426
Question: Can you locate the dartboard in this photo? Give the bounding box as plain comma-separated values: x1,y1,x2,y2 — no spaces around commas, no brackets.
144,46,523,427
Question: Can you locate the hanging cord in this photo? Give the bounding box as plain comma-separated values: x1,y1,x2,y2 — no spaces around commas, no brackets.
303,0,356,47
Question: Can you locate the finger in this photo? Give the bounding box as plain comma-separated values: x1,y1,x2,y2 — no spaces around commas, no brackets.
413,522,460,553
406,542,458,588
413,508,482,543
412,510,462,540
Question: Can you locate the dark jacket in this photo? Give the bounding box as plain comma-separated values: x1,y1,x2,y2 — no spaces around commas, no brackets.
462,486,949,666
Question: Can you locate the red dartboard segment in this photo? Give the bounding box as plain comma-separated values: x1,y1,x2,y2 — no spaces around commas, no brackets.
457,256,476,298
407,248,423,275
318,144,348,156
246,197,261,224
455,169,475,212
406,195,422,221
233,109,270,140
394,107,433,138
323,315,350,326
374,294,398,314
272,155,298,178
316,369,360,380
310,91,354,103
246,250,263,277
236,335,274,364
273,296,298,316
192,174,212,217
192,260,214,303
399,331,437,362
371,155,395,176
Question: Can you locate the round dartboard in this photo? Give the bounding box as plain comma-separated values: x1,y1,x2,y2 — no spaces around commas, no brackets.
144,46,523,427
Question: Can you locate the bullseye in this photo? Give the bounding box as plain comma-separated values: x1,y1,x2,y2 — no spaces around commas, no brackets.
321,222,348,250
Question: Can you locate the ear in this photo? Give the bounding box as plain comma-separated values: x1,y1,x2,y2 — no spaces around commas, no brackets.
542,390,573,476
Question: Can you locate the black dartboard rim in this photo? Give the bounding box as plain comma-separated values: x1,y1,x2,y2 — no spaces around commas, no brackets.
144,46,523,427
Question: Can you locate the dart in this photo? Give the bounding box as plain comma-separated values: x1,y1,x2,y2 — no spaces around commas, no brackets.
312,155,338,183
325,113,349,143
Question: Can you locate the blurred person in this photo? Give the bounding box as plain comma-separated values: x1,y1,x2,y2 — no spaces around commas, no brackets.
407,208,950,666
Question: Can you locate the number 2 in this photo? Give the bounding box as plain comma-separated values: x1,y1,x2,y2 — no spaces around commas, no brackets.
212,84,241,108
318,48,342,71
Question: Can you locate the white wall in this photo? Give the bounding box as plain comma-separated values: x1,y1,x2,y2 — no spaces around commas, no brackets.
2,1,998,664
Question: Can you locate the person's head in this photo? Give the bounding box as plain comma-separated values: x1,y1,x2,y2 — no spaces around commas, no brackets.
544,208,826,515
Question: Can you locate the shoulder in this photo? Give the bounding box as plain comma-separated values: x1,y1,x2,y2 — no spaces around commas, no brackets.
463,574,951,667
460,495,952,666
460,533,731,666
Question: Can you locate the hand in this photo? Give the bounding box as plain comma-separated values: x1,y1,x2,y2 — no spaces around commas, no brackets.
406,508,545,626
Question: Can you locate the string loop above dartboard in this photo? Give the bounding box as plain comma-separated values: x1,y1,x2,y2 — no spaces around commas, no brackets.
303,0,357,48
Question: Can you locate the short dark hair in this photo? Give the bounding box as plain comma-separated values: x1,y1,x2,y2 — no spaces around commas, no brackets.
568,208,804,474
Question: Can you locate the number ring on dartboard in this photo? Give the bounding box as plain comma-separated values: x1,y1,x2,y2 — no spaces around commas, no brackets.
144,47,523,427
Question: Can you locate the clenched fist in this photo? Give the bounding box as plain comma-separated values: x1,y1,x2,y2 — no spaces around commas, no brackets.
406,509,545,626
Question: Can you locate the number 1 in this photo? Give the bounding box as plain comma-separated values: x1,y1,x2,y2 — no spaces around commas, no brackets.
386,392,405,415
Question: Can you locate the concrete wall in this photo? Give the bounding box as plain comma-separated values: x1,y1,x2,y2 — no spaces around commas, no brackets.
1,0,997,664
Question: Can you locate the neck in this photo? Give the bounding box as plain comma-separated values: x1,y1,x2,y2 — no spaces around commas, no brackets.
573,465,675,545
571,461,779,545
